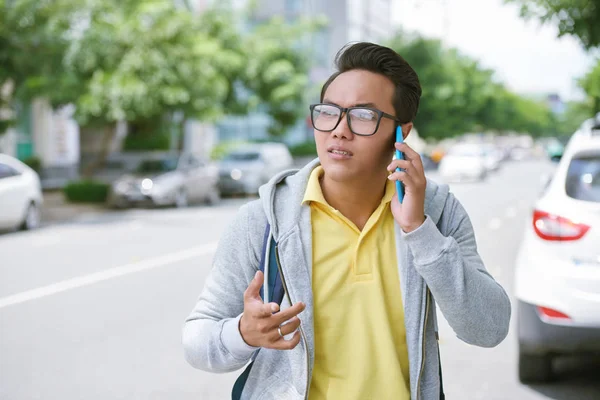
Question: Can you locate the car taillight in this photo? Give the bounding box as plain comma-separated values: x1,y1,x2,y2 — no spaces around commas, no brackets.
537,306,571,321
532,209,590,241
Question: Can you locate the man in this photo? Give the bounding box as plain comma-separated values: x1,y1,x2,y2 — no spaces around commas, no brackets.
183,42,511,399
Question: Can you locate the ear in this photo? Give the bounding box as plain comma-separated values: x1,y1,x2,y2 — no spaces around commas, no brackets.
402,122,413,140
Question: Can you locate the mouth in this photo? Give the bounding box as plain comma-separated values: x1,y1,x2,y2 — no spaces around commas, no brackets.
327,146,353,157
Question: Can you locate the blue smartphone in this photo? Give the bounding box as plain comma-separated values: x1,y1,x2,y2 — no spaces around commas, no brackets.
395,126,404,203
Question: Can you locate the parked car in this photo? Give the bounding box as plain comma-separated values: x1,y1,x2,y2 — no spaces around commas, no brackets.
438,143,488,182
107,153,220,208
514,118,600,383
0,154,43,231
482,144,503,172
544,137,566,162
218,143,293,195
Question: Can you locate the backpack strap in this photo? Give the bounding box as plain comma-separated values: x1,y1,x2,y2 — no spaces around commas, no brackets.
231,222,284,400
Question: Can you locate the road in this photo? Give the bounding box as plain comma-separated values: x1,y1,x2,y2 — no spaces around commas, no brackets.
1,159,599,400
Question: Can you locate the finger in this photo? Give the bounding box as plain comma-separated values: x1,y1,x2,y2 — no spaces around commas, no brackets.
395,144,424,173
271,331,302,350
265,316,301,343
279,316,302,336
389,160,425,183
250,301,280,319
387,171,415,187
387,159,412,172
244,270,264,301
395,143,420,162
274,301,306,324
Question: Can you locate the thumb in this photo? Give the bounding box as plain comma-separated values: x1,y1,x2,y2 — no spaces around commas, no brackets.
244,270,264,301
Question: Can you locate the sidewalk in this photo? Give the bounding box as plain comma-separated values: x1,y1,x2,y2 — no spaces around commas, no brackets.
41,191,109,225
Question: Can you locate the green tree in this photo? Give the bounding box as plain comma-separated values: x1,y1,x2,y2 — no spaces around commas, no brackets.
506,0,600,49
0,0,79,133
199,6,322,137
389,31,555,139
557,100,593,134
389,34,496,139
578,59,600,113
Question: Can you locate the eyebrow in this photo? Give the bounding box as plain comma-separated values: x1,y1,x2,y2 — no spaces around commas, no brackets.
322,99,378,108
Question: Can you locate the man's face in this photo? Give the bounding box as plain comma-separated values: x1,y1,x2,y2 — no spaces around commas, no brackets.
314,69,408,184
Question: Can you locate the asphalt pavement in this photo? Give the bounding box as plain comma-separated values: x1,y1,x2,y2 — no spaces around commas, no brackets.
1,158,599,400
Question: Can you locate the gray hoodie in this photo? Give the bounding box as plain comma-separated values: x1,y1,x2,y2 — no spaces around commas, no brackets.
183,159,511,400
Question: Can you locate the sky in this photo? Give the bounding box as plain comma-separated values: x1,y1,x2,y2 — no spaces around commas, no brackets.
391,0,596,101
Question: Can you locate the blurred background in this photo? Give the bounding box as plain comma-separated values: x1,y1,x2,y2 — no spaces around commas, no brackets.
1,0,599,399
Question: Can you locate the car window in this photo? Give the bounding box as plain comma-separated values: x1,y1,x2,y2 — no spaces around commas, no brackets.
0,163,20,179
565,154,600,203
223,151,260,161
136,157,179,173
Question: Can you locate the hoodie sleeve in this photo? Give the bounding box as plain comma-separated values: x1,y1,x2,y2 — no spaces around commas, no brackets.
182,203,263,373
402,193,511,348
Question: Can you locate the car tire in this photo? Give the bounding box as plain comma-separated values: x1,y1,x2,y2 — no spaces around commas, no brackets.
518,351,554,383
175,188,188,208
20,202,41,231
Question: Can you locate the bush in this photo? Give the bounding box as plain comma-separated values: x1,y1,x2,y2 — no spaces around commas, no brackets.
22,156,42,174
289,141,317,157
123,132,171,151
63,180,110,203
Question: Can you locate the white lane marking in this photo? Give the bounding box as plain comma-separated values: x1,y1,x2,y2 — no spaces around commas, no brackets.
0,241,218,310
489,218,502,230
505,207,517,219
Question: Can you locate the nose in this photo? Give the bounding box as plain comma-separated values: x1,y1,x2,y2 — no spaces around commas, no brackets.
331,113,353,141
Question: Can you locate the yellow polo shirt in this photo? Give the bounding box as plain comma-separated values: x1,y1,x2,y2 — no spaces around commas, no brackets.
304,167,410,400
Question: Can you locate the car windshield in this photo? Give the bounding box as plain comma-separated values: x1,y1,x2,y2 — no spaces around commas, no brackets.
223,151,260,161
136,157,179,173
565,153,600,203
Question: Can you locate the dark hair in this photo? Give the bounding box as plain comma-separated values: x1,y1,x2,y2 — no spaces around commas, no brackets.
320,42,422,124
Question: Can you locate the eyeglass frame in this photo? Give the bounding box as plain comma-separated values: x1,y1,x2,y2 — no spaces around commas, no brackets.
309,103,403,137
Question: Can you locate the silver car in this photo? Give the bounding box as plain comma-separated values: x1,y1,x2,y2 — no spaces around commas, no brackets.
218,143,294,195
108,153,220,208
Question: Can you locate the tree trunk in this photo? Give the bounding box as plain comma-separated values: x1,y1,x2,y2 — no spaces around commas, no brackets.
82,124,116,178
178,118,186,151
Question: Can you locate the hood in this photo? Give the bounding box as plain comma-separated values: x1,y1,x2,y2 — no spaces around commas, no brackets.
258,158,450,241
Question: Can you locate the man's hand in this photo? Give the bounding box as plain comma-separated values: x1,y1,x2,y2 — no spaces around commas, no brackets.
387,142,427,233
239,271,305,349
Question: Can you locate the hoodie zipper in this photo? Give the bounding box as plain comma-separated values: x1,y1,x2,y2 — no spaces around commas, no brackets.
275,245,310,400
416,287,431,400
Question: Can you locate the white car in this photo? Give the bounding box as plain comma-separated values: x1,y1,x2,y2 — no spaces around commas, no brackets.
0,154,43,231
218,143,294,195
108,153,220,208
438,143,487,182
514,118,600,383
482,144,503,172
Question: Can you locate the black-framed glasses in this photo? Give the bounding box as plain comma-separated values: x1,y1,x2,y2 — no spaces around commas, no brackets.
309,103,401,136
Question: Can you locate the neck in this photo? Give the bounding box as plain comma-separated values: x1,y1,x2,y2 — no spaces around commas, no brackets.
320,170,389,231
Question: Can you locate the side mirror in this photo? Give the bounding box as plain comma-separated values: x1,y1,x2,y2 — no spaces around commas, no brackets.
550,155,562,163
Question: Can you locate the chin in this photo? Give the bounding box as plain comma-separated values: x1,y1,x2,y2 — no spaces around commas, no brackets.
320,160,357,182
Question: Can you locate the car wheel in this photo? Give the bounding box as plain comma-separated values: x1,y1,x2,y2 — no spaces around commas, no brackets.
518,351,554,383
20,202,41,231
175,188,188,208
206,187,221,206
